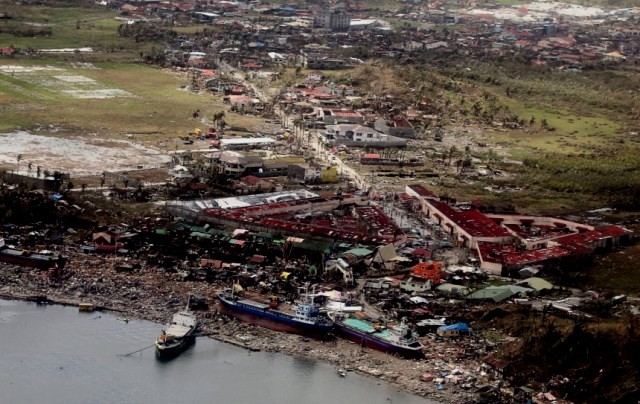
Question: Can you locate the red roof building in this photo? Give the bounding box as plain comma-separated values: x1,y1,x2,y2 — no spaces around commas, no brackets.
407,185,633,276
411,261,443,284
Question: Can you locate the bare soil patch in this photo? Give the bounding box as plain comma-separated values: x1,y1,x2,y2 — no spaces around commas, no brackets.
0,131,171,176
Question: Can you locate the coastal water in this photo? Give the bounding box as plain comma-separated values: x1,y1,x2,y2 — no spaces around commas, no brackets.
0,299,433,404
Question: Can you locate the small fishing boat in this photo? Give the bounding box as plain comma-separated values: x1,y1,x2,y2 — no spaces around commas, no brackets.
337,368,347,377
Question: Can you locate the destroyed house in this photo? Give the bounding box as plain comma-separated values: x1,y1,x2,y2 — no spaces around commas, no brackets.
167,192,393,246
374,117,416,138
410,261,443,284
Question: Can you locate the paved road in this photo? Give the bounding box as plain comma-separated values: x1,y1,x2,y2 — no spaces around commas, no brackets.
278,112,370,190
218,60,268,103
218,60,369,190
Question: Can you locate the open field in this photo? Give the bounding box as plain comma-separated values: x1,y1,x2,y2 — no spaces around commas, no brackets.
331,61,640,211
0,131,171,176
0,2,143,51
446,64,639,154
0,59,267,174
0,60,266,136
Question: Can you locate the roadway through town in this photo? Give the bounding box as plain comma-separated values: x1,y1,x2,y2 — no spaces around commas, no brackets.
217,60,370,191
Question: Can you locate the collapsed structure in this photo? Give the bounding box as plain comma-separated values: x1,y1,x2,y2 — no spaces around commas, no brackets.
165,189,404,246
405,185,632,276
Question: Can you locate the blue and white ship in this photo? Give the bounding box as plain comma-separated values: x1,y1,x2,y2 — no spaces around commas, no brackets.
218,285,333,338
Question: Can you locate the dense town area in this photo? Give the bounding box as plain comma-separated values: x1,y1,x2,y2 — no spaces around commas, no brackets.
1,0,640,403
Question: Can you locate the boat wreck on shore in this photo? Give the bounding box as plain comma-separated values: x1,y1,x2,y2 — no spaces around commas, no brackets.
155,303,199,359
218,284,333,338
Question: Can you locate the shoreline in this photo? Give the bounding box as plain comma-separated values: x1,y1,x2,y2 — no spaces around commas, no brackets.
0,255,487,403
0,291,459,403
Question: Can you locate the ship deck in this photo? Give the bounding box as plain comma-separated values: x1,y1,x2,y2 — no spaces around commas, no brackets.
343,318,395,341
166,324,192,337
237,299,269,310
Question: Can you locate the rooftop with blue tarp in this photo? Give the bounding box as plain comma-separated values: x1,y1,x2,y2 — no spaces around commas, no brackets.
438,322,471,332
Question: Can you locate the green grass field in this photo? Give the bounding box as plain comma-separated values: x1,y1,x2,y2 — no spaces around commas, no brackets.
0,60,265,143
0,1,174,64
441,63,640,166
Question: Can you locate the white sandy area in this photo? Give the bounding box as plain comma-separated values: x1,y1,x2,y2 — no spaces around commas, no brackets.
61,89,132,98
0,66,131,98
37,48,94,53
524,1,605,18
464,1,609,22
0,131,171,176
0,65,64,74
54,75,96,83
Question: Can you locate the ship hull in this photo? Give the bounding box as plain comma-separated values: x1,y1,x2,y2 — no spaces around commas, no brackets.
0,251,66,270
155,335,195,360
218,294,332,338
335,321,423,358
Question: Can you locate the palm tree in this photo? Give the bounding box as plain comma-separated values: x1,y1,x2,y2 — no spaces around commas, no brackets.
212,111,226,129
448,146,457,166
16,154,22,174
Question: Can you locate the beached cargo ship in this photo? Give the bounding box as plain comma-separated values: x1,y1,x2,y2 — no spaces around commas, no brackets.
332,313,423,358
0,238,67,269
155,307,198,359
218,287,333,338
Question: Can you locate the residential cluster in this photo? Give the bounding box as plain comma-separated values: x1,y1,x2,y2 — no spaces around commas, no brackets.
1,0,639,402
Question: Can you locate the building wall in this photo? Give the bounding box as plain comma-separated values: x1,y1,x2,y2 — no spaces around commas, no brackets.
306,59,348,70
487,214,595,250
1,171,63,191
408,190,513,249
388,125,416,139
314,10,350,31
374,118,416,139
331,138,408,148
321,167,338,183
331,13,350,31
304,167,322,182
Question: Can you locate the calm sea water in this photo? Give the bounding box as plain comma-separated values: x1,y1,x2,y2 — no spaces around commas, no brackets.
0,299,432,404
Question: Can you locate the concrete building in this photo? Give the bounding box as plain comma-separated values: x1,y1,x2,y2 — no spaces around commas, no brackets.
314,10,350,32
316,108,365,125
405,184,513,250
288,164,337,184
324,124,408,148
405,184,633,276
168,165,194,183
218,151,263,175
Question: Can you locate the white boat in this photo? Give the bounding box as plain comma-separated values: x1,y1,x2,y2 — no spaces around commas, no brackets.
155,307,198,359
